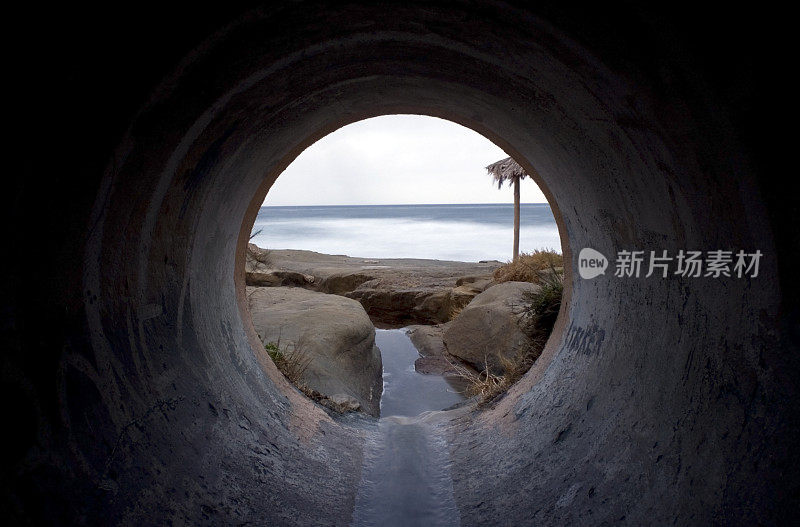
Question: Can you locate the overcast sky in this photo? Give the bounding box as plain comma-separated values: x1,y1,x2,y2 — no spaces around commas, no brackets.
263,114,547,206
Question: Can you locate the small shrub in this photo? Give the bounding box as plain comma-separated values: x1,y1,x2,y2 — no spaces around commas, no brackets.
262,338,313,385
493,249,563,284
264,342,281,361
522,267,564,340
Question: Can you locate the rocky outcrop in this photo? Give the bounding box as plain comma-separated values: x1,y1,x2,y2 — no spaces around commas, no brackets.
247,286,383,416
328,271,495,326
246,269,316,287
455,275,494,291
406,324,449,358
245,244,317,286
246,247,500,326
319,272,376,295
443,281,539,374
346,287,466,326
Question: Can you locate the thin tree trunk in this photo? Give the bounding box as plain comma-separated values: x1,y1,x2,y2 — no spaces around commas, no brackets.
513,177,520,262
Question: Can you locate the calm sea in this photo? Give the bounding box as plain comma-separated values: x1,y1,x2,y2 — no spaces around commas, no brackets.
250,203,560,262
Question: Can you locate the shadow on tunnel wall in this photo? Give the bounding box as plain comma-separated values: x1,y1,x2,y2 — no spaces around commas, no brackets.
4,1,799,524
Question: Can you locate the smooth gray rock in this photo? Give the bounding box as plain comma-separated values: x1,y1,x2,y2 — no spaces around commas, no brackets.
406,324,449,358
248,286,383,416
443,281,538,374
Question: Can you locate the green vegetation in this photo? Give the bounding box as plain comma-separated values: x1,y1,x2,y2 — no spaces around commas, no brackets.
261,337,313,386
522,264,564,339
264,341,281,360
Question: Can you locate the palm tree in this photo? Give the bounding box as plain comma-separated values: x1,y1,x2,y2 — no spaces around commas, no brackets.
486,157,529,262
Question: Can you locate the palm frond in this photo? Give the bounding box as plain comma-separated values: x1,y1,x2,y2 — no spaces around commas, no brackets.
486,156,528,188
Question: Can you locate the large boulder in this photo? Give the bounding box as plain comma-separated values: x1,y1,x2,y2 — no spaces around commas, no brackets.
443,281,539,374
247,286,383,416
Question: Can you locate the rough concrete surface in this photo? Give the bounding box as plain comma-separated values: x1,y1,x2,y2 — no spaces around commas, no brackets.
3,2,798,525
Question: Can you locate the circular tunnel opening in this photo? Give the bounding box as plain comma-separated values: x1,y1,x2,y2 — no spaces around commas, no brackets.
240,113,568,420
17,3,787,525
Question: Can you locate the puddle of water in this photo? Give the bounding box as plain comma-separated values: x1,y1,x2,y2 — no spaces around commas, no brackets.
376,329,466,417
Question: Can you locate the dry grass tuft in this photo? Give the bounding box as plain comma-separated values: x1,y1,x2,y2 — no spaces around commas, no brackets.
445,353,532,403
248,230,273,268
448,303,465,322
492,249,563,284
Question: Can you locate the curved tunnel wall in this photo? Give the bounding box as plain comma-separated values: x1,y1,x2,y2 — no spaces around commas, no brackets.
5,2,798,524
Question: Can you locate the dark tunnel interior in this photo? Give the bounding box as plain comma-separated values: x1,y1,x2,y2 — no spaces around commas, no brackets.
4,2,799,524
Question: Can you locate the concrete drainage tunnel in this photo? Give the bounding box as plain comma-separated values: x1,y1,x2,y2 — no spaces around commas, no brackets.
4,2,799,525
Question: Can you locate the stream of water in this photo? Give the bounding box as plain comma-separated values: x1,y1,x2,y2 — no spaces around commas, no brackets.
377,329,466,417
352,329,465,526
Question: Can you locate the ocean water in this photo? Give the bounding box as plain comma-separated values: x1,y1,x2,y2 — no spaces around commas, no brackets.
250,203,560,262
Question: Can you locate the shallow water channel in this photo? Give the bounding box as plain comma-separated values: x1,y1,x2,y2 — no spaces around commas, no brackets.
352,329,467,526
376,329,466,417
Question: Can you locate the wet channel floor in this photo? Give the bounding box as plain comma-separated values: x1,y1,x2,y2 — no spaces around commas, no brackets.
352,329,466,527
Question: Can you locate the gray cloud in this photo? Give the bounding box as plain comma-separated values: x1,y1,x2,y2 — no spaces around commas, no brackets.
264,115,548,206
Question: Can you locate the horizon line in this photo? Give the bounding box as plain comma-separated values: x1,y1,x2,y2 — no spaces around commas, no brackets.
260,202,551,207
